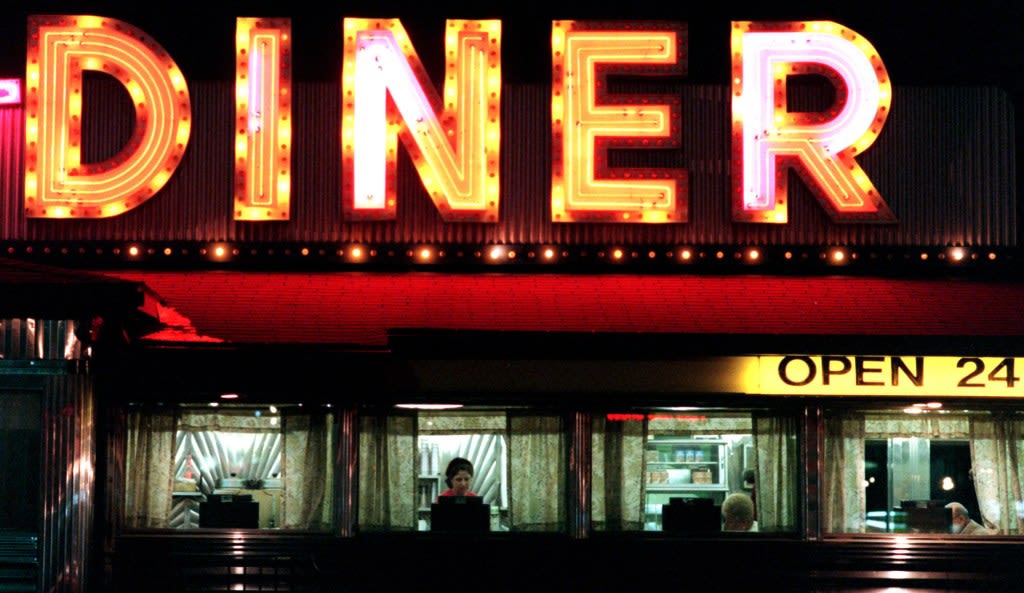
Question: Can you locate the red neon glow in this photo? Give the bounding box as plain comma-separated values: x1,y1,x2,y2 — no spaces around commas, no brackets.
551,21,687,223
0,79,21,105
730,21,894,223
341,18,501,221
24,15,191,218
606,413,708,422
235,18,292,221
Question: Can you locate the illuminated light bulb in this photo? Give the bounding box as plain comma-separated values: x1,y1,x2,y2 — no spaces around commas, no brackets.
679,249,692,261
920,252,928,261
507,250,516,259
418,248,432,261
831,249,846,263
949,247,966,262
941,476,955,491
127,245,140,257
612,248,624,260
925,402,942,409
542,248,556,260
489,246,503,260
301,248,310,256
903,406,923,415
351,246,363,259
715,251,725,260
220,393,240,400
214,246,226,258
163,247,172,256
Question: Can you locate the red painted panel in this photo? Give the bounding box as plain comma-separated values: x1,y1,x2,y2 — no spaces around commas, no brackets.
103,271,1024,346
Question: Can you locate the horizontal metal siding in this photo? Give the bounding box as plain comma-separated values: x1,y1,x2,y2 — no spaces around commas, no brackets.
6,80,1016,247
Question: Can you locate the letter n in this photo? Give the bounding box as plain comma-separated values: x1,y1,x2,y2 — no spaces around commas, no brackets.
341,19,501,221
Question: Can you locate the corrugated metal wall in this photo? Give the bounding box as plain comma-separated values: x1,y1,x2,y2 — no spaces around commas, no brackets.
2,79,1015,246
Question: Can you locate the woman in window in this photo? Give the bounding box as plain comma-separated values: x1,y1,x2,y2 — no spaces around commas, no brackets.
439,457,478,498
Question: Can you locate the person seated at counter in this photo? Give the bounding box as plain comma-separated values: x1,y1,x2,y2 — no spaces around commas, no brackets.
722,492,758,532
946,502,995,535
439,457,478,498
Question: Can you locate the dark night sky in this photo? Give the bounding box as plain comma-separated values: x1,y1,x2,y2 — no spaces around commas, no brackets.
3,0,1023,217
2,0,1022,90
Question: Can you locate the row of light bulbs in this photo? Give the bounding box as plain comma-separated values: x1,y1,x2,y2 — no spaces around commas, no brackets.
3,242,1004,267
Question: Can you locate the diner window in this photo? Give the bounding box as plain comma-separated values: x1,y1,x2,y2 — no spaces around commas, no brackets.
124,404,335,531
825,405,1021,535
357,406,565,532
593,408,799,533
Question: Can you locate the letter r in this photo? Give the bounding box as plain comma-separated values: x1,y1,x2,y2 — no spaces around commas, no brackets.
731,21,895,223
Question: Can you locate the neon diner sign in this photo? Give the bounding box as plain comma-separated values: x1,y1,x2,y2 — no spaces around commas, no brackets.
22,16,894,224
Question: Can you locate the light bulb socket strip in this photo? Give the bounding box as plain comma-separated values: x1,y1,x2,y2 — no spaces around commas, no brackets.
0,241,1014,277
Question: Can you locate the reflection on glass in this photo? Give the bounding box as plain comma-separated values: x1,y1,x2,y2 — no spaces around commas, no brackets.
357,407,565,533
593,408,798,533
125,404,334,531
827,406,1015,535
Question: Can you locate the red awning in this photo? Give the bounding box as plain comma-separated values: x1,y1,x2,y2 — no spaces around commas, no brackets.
100,270,1024,348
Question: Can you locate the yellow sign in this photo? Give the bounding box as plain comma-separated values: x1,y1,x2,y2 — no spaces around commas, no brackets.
755,355,1023,397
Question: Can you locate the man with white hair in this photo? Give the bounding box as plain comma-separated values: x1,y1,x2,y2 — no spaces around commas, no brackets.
945,502,994,535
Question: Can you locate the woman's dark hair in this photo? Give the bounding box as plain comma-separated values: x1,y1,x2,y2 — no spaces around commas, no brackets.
444,457,474,487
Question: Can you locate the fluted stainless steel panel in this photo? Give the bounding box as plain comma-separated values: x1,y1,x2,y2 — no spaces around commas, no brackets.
336,405,358,537
0,320,82,361
6,80,1015,247
568,411,591,539
41,373,94,593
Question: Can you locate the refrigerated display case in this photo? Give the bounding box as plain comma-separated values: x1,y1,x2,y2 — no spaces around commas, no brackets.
644,438,729,530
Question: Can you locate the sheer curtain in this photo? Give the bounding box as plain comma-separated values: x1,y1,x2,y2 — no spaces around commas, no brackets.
591,414,645,531
357,414,415,530
124,408,177,528
753,413,798,531
509,415,565,531
283,410,334,530
969,412,1024,534
824,413,866,533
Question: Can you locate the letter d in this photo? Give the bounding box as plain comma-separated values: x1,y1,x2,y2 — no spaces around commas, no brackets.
25,15,190,218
